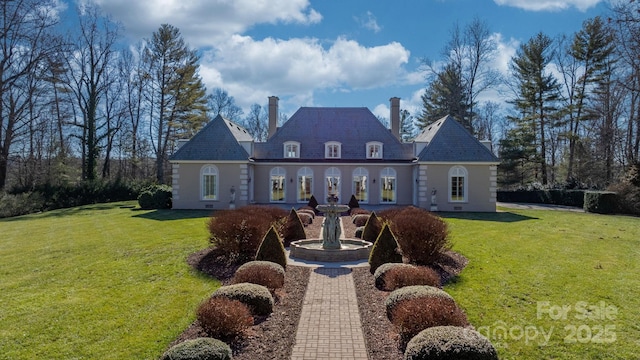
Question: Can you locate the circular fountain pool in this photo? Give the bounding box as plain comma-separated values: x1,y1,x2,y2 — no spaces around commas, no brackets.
289,239,373,262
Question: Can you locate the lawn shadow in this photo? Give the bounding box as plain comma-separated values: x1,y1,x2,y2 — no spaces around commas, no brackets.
131,208,214,221
0,202,126,222
438,211,538,222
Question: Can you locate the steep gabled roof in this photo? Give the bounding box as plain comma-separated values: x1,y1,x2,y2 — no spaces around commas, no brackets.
416,115,498,162
254,107,414,161
169,115,250,161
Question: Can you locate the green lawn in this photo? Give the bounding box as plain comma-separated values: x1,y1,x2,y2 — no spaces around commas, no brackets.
0,202,217,360
442,208,640,359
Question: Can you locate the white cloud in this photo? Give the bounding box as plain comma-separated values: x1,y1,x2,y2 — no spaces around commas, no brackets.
493,0,603,12
355,11,382,33
81,0,321,45
201,35,411,109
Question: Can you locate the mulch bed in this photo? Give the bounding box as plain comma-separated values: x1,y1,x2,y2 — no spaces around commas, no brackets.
168,213,468,360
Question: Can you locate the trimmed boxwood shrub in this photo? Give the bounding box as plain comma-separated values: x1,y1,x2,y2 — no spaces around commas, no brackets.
361,211,383,242
232,260,285,289
350,207,370,216
196,297,253,339
355,226,365,238
160,337,233,360
137,184,172,209
385,207,450,266
392,296,469,343
404,326,498,360
297,208,315,219
282,208,307,246
255,226,288,270
348,194,360,208
385,285,454,322
368,224,403,274
584,191,618,214
297,212,313,226
374,263,440,291
213,283,274,316
497,190,585,207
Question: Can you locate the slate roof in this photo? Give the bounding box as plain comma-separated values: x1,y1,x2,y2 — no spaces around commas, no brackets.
169,115,250,161
416,115,499,163
253,107,415,161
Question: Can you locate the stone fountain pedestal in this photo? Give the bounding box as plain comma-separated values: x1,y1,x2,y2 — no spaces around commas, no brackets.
289,196,372,262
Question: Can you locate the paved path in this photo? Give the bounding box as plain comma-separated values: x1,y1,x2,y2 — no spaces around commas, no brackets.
291,267,368,360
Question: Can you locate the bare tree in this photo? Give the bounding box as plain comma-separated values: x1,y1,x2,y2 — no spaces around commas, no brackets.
243,104,268,142
208,87,243,121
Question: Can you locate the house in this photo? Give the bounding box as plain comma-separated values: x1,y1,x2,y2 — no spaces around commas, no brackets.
169,97,499,212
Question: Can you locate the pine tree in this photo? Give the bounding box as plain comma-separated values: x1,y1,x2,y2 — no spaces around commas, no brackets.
416,63,471,130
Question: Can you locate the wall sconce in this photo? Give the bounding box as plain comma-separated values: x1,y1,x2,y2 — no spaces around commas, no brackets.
247,177,251,183
415,178,419,183
372,178,376,184
290,177,293,183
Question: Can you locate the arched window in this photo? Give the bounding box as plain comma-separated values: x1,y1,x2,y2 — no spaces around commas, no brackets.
449,166,468,202
297,167,313,202
270,167,286,202
201,165,219,200
380,167,397,203
325,167,341,200
352,167,369,203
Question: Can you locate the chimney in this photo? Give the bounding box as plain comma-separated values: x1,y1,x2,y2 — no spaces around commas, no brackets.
268,96,279,138
390,97,400,140
481,140,493,152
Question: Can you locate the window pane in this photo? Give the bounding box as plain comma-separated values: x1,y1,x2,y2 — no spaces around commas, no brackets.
203,174,216,200
353,175,368,202
381,176,396,203
271,176,285,202
298,175,312,202
451,176,464,201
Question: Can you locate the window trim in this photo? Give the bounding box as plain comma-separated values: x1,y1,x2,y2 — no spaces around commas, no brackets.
325,141,342,159
283,141,300,158
448,166,468,203
366,141,383,159
200,165,219,201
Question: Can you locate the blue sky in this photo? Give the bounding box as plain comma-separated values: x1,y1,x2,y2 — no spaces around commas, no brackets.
70,0,611,120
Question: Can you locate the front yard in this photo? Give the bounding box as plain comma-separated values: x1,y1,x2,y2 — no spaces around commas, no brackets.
0,202,638,359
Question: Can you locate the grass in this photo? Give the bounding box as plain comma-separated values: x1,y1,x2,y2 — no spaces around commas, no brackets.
0,201,217,360
441,208,640,359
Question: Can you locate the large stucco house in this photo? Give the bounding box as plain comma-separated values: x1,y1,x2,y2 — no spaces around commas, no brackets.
169,97,499,212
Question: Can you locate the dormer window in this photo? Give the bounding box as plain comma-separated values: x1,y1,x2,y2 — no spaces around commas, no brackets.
284,141,300,158
366,142,383,159
325,141,341,159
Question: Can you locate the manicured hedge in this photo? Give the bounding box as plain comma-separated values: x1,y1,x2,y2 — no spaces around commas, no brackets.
497,190,585,207
583,191,618,214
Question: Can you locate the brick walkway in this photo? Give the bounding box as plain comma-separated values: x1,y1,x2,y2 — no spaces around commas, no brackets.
290,267,368,360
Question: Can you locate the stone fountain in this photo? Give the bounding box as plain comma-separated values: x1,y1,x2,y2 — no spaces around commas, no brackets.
289,194,373,262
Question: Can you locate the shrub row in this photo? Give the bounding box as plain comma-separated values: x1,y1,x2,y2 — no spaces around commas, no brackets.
374,263,440,291
497,190,585,207
2,179,147,218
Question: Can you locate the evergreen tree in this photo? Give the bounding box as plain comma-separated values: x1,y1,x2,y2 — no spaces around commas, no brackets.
144,24,208,183
509,32,561,185
416,63,471,130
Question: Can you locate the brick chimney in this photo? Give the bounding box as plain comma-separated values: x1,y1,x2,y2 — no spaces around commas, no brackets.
390,97,400,140
268,96,279,138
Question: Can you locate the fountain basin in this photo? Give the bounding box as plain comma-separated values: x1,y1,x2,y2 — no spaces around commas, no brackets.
289,239,373,262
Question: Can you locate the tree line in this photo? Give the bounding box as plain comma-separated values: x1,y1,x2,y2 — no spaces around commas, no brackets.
0,0,273,192
416,2,640,190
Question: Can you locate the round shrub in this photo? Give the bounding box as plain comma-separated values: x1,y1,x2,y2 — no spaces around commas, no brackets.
385,285,454,322
386,207,450,266
404,326,498,360
383,265,441,291
213,283,274,316
297,212,313,226
350,207,370,216
392,296,469,343
137,184,172,209
368,224,403,274
233,261,285,290
374,263,414,290
352,214,370,227
197,297,253,339
354,226,364,238
160,337,233,360
255,226,288,270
